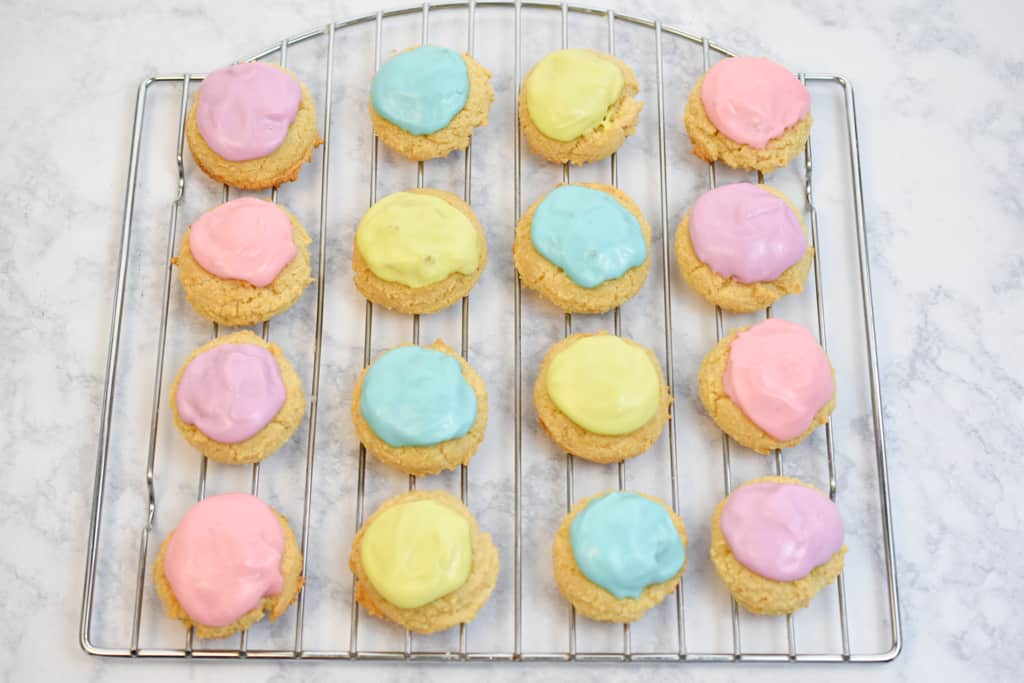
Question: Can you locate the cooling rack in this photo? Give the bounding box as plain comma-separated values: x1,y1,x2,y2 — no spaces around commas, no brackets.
80,0,901,663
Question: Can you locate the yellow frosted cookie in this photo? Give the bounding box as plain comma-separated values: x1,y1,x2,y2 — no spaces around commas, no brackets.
513,183,651,314
553,491,687,623
534,332,671,464
519,49,643,166
349,490,499,634
369,46,495,161
352,188,487,314
186,63,322,190
174,198,313,326
169,330,306,464
351,339,488,476
710,476,846,615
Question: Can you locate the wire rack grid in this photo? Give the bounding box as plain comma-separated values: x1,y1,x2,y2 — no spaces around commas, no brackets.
80,0,901,664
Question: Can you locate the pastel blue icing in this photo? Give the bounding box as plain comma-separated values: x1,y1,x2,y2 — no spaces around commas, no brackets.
360,346,477,447
530,185,647,289
370,46,470,135
569,492,685,599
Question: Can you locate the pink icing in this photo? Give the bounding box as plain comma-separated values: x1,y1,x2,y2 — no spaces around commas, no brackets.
723,319,834,441
189,197,297,287
164,493,285,627
700,57,810,149
176,343,286,443
196,62,301,161
690,183,805,283
720,481,843,582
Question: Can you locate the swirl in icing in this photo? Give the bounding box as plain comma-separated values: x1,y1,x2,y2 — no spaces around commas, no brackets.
723,319,834,441
530,185,647,288
360,499,472,609
525,49,624,141
569,492,685,599
196,62,302,161
700,57,810,149
164,493,285,627
689,183,805,283
370,46,470,135
720,481,844,581
360,346,477,447
176,343,286,443
188,197,297,287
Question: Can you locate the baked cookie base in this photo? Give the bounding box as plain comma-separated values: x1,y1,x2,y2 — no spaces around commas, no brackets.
513,183,651,314
351,339,488,476
349,490,500,634
698,325,835,454
553,491,687,623
710,476,846,615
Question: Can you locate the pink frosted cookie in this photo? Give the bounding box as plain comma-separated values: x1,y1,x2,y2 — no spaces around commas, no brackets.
698,318,835,453
683,57,812,173
675,183,812,312
153,493,304,638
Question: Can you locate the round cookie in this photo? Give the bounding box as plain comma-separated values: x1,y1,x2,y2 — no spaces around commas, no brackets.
698,319,835,454
534,332,672,464
153,493,304,639
169,330,306,464
710,476,846,615
519,49,643,166
370,46,495,161
349,490,499,634
351,339,488,476
186,63,322,190
513,183,651,314
553,491,687,623
683,57,812,173
675,184,812,313
174,198,313,326
352,188,488,314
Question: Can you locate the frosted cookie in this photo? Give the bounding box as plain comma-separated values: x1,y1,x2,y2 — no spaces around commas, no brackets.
675,183,812,312
711,476,846,615
684,57,811,173
353,188,487,314
534,333,671,463
351,340,487,476
153,493,304,639
698,319,835,454
370,46,495,161
553,491,687,623
519,49,643,165
349,490,499,634
169,330,306,464
513,183,651,314
186,62,322,190
174,197,313,326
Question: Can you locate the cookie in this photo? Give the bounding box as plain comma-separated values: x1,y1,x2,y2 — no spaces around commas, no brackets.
684,57,811,173
169,330,306,464
174,197,313,326
519,49,643,165
153,493,304,639
186,62,322,190
675,183,812,312
534,332,671,464
711,476,846,615
353,188,488,314
349,490,499,634
370,46,495,161
513,183,651,314
553,491,687,623
351,339,488,476
698,319,835,454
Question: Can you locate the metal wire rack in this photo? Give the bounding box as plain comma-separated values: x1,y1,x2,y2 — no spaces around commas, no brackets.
80,0,901,663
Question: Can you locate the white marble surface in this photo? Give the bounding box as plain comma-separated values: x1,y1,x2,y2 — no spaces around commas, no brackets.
3,0,1023,680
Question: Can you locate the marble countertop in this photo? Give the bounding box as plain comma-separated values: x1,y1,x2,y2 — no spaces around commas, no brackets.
3,0,1022,681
